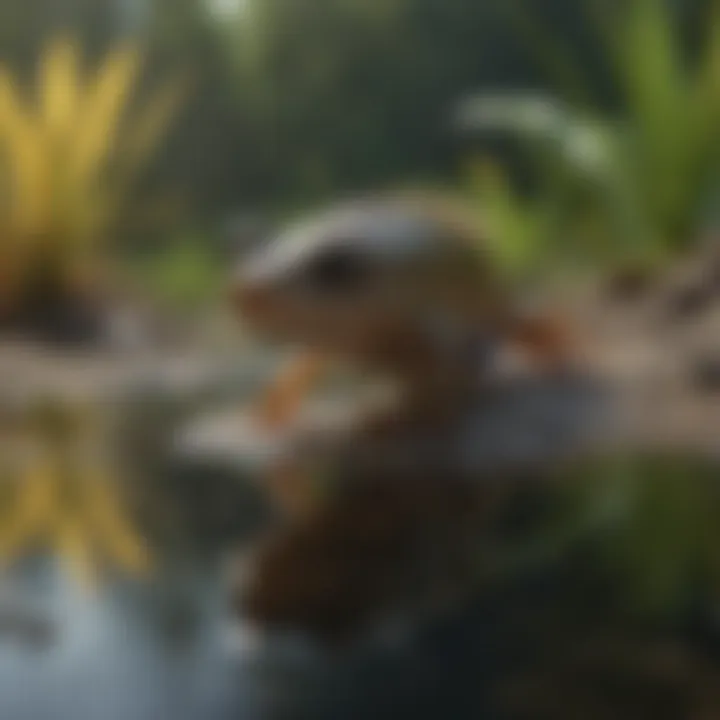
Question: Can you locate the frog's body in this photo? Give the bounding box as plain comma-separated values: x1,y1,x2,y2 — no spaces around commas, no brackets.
230,194,573,644
234,193,571,437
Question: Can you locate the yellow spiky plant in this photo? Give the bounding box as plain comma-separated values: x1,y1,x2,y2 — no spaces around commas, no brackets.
0,38,185,326
0,400,152,588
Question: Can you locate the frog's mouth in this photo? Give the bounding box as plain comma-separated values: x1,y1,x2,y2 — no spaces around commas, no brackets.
229,242,512,437
231,264,376,357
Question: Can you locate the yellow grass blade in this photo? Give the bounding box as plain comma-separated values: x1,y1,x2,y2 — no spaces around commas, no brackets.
0,70,47,235
71,45,141,188
83,469,151,577
54,514,99,590
122,79,186,176
103,79,186,229
40,37,80,139
0,38,181,307
0,458,56,563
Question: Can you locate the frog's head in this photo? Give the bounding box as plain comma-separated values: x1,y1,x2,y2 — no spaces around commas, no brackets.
231,196,500,367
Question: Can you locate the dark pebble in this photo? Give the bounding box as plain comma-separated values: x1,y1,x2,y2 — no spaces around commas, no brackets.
667,282,716,319
605,267,656,302
690,355,720,391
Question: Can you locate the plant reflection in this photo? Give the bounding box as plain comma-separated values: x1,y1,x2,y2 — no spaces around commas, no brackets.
0,399,152,587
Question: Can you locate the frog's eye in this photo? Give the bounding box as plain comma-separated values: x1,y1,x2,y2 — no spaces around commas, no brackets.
303,244,373,293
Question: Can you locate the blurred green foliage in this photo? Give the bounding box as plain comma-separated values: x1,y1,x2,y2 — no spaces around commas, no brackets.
462,0,720,271
0,0,710,233
127,236,225,308
456,2,720,622
557,457,720,617
494,455,720,620
0,0,613,211
463,158,576,279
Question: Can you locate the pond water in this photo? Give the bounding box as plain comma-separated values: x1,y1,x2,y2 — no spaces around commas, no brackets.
0,547,499,720
2,390,716,720
8,355,712,719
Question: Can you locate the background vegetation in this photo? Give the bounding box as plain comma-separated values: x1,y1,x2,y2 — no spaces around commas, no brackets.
0,0,703,219
0,0,713,299
1,5,720,715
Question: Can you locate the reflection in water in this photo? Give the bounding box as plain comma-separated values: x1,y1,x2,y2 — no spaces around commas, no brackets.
0,557,245,720
0,554,494,720
0,398,507,719
0,400,151,585
4,398,719,718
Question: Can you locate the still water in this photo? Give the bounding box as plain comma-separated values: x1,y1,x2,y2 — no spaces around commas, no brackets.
0,382,498,720
0,552,497,720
